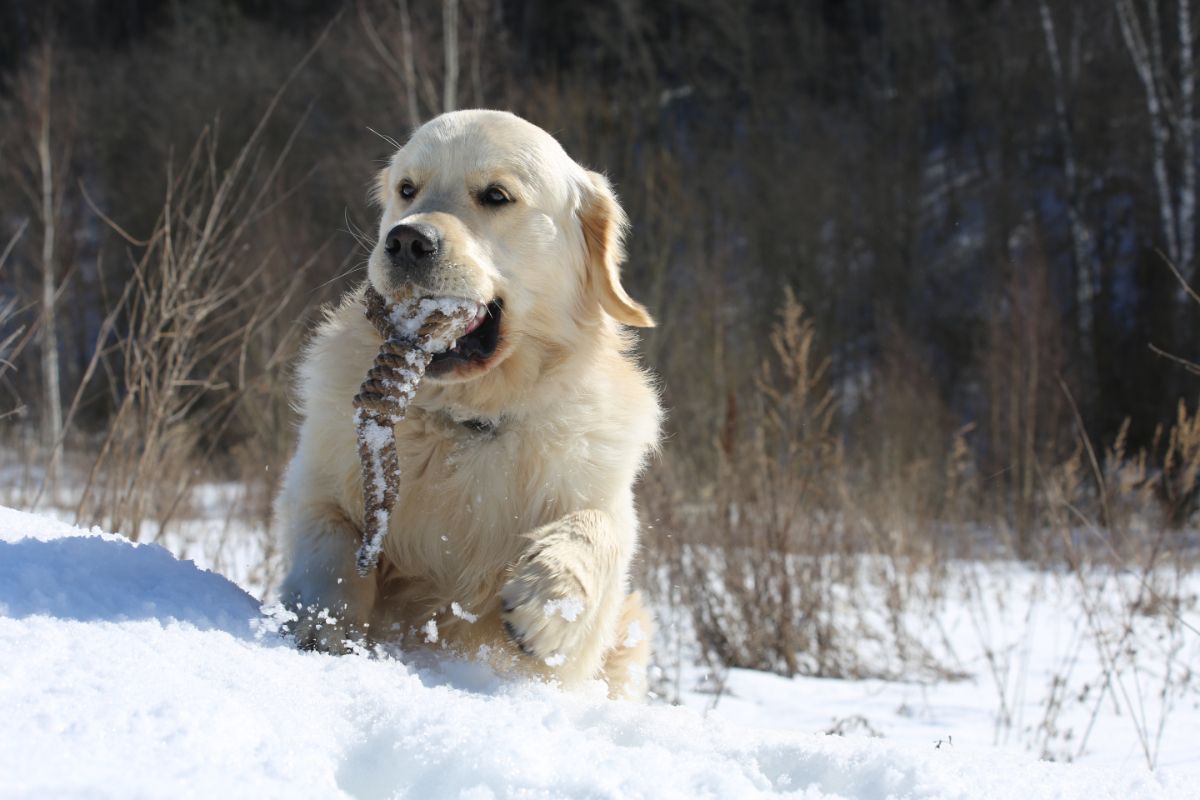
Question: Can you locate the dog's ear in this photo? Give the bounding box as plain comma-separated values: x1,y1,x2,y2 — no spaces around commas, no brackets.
370,167,390,207
579,171,655,328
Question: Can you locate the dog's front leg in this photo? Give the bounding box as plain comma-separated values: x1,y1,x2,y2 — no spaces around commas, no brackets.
277,503,378,653
500,510,629,678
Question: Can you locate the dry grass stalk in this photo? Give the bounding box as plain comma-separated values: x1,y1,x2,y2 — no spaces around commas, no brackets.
0,221,34,421
61,111,313,539
648,289,958,682
31,28,341,540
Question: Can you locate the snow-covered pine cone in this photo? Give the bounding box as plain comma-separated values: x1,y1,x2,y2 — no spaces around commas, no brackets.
352,286,477,576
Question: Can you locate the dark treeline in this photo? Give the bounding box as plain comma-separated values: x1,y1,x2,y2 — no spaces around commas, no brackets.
2,0,1199,535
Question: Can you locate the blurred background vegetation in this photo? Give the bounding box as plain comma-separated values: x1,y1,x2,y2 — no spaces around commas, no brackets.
1,0,1199,572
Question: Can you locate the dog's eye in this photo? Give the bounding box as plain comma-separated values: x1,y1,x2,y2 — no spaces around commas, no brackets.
399,181,417,200
480,186,512,207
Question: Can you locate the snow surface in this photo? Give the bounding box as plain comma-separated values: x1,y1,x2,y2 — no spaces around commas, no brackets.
0,505,1187,799
661,560,1200,783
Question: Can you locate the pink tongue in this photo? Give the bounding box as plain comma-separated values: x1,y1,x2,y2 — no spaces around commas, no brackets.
462,306,487,335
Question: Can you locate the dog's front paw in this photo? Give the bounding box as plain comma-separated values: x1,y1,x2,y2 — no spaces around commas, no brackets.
500,551,593,666
285,603,367,655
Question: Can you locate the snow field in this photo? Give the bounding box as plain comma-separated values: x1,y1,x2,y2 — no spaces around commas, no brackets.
0,505,1186,798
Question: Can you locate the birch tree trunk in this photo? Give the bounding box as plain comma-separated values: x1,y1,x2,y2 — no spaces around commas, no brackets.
470,0,486,107
1118,0,1199,304
1038,0,1093,337
1178,0,1196,279
1117,0,1181,270
443,0,459,113
35,47,63,479
399,0,421,125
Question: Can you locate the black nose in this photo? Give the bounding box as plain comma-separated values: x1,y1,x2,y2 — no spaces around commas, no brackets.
384,223,440,268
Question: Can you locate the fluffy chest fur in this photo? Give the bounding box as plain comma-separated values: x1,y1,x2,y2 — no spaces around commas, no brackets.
381,409,601,595
295,293,656,611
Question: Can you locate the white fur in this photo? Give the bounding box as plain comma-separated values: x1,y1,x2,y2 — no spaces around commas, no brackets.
275,111,660,699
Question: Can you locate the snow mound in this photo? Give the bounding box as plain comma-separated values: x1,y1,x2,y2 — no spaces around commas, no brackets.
0,505,1181,799
0,535,259,630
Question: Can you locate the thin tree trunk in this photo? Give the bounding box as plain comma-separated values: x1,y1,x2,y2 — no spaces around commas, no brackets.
1039,0,1093,337
36,47,63,481
399,0,421,125
470,0,486,106
1118,0,1181,267
1179,0,1196,280
442,0,459,113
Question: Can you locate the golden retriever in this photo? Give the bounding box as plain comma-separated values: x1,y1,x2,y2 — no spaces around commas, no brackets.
275,110,661,699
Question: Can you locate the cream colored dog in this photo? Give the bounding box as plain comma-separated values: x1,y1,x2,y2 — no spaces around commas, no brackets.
275,110,660,699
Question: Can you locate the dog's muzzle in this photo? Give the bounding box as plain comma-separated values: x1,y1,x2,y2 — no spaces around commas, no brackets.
385,222,441,273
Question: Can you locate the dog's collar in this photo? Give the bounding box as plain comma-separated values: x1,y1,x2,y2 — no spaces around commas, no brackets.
435,408,500,436
459,416,498,435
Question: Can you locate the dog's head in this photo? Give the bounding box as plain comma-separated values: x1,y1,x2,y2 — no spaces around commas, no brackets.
368,110,653,386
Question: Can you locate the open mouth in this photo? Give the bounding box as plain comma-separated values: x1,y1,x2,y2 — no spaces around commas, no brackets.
430,299,503,369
